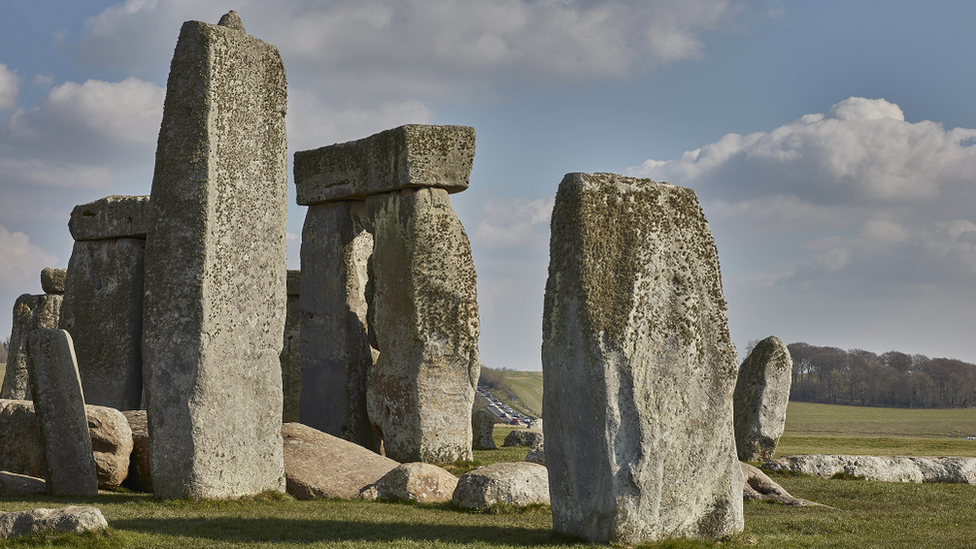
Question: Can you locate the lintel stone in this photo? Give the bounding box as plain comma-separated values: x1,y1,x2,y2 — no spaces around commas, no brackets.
294,124,475,205
68,195,151,241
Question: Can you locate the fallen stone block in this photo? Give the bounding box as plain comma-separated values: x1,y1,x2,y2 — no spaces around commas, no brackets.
122,410,152,493
763,454,976,484
0,506,107,540
452,462,549,509
741,462,825,506
361,462,458,503
525,440,546,466
503,429,543,448
0,472,47,497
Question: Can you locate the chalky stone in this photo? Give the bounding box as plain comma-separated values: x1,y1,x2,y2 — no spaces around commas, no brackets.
294,124,475,205
733,335,793,462
2,294,62,400
542,172,743,544
142,12,287,499
26,329,98,496
68,195,151,241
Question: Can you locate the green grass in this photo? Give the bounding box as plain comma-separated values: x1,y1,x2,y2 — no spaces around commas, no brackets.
783,401,976,439
496,371,543,418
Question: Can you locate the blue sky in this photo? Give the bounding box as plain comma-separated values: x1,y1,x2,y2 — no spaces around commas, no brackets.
1,1,974,368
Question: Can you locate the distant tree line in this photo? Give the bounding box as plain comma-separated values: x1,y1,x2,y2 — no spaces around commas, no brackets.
788,342,976,409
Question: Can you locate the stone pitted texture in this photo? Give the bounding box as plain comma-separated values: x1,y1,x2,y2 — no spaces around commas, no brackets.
281,270,301,423
361,462,459,503
68,195,151,241
40,268,66,294
142,12,287,499
0,472,47,496
741,462,824,506
542,173,743,544
299,202,379,451
122,410,152,493
295,125,475,205
281,422,398,500
0,400,44,477
763,454,976,484
26,329,98,496
0,506,108,540
472,409,497,449
366,187,480,464
503,429,543,448
2,294,62,400
733,336,792,462
527,418,543,431
60,238,145,410
452,462,550,510
525,440,546,466
87,406,133,487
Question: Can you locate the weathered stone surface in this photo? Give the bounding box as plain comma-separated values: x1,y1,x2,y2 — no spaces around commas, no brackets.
741,462,824,506
503,429,543,448
2,294,62,400
542,173,743,544
763,454,976,484
733,336,792,462
282,422,398,500
525,440,546,466
366,187,480,464
0,506,108,540
452,462,549,509
0,400,44,477
87,406,133,488
361,462,458,503
60,238,145,410
295,125,475,205
526,418,543,431
26,329,98,496
298,202,378,451
122,410,152,493
472,409,497,449
281,270,301,423
67,195,151,241
142,12,287,499
40,268,66,294
0,471,47,496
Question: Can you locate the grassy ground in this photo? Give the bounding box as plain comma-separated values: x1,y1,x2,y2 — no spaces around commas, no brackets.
495,372,543,418
782,401,976,438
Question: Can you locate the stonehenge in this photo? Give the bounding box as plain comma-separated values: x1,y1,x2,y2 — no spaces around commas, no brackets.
542,173,743,544
733,335,793,462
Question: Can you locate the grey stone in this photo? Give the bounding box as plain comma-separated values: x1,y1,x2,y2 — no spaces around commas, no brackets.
741,462,825,506
733,336,792,462
472,408,497,449
217,10,246,32
26,329,98,496
67,195,151,241
281,270,301,423
295,124,475,205
366,187,480,464
503,429,543,448
526,418,543,431
763,454,976,484
0,506,107,540
0,471,47,496
542,172,743,544
361,462,458,503
40,268,66,294
525,440,545,466
452,462,549,509
0,400,44,478
142,12,287,499
2,293,62,400
121,410,152,493
87,405,134,488
298,202,378,451
60,238,145,410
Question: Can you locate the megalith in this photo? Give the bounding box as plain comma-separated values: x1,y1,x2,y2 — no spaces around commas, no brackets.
141,11,287,499
542,172,744,544
472,408,497,449
60,195,150,410
294,124,479,463
733,335,793,462
281,270,301,423
26,329,99,496
2,270,64,400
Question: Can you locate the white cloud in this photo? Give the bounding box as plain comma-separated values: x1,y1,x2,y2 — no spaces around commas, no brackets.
0,63,20,110
473,197,553,251
0,225,59,294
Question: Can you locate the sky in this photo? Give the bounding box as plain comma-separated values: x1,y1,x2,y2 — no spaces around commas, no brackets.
1,1,974,368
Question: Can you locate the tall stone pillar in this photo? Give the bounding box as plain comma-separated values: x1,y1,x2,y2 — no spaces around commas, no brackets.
142,11,287,499
1,270,65,400
542,172,743,544
60,195,150,410
281,270,301,423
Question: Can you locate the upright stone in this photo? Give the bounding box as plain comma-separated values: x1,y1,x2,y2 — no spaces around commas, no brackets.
40,268,66,295
60,195,150,410
2,290,62,400
542,173,743,544
472,408,497,449
25,329,98,496
298,202,379,451
366,187,480,464
281,270,301,423
142,11,287,499
733,336,793,462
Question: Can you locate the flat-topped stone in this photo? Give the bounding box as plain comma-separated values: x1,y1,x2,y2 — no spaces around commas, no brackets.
294,124,475,205
68,195,151,241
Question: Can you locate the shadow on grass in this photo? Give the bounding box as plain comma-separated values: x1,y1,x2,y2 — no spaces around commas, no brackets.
111,516,575,546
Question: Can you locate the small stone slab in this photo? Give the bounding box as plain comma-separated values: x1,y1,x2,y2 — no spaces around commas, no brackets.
764,454,976,484
361,462,459,503
294,124,475,205
452,462,549,509
40,268,66,294
0,471,47,496
503,429,543,448
0,506,107,540
68,195,151,241
26,329,98,496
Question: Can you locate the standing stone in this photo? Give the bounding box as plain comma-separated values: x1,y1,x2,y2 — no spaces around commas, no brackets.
366,187,480,464
297,201,378,451
142,11,287,499
472,408,497,449
40,268,66,295
2,292,62,400
26,329,98,496
733,336,793,462
281,270,301,423
60,195,150,410
542,173,743,544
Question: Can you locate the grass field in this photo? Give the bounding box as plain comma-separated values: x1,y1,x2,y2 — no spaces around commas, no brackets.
495,371,543,418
